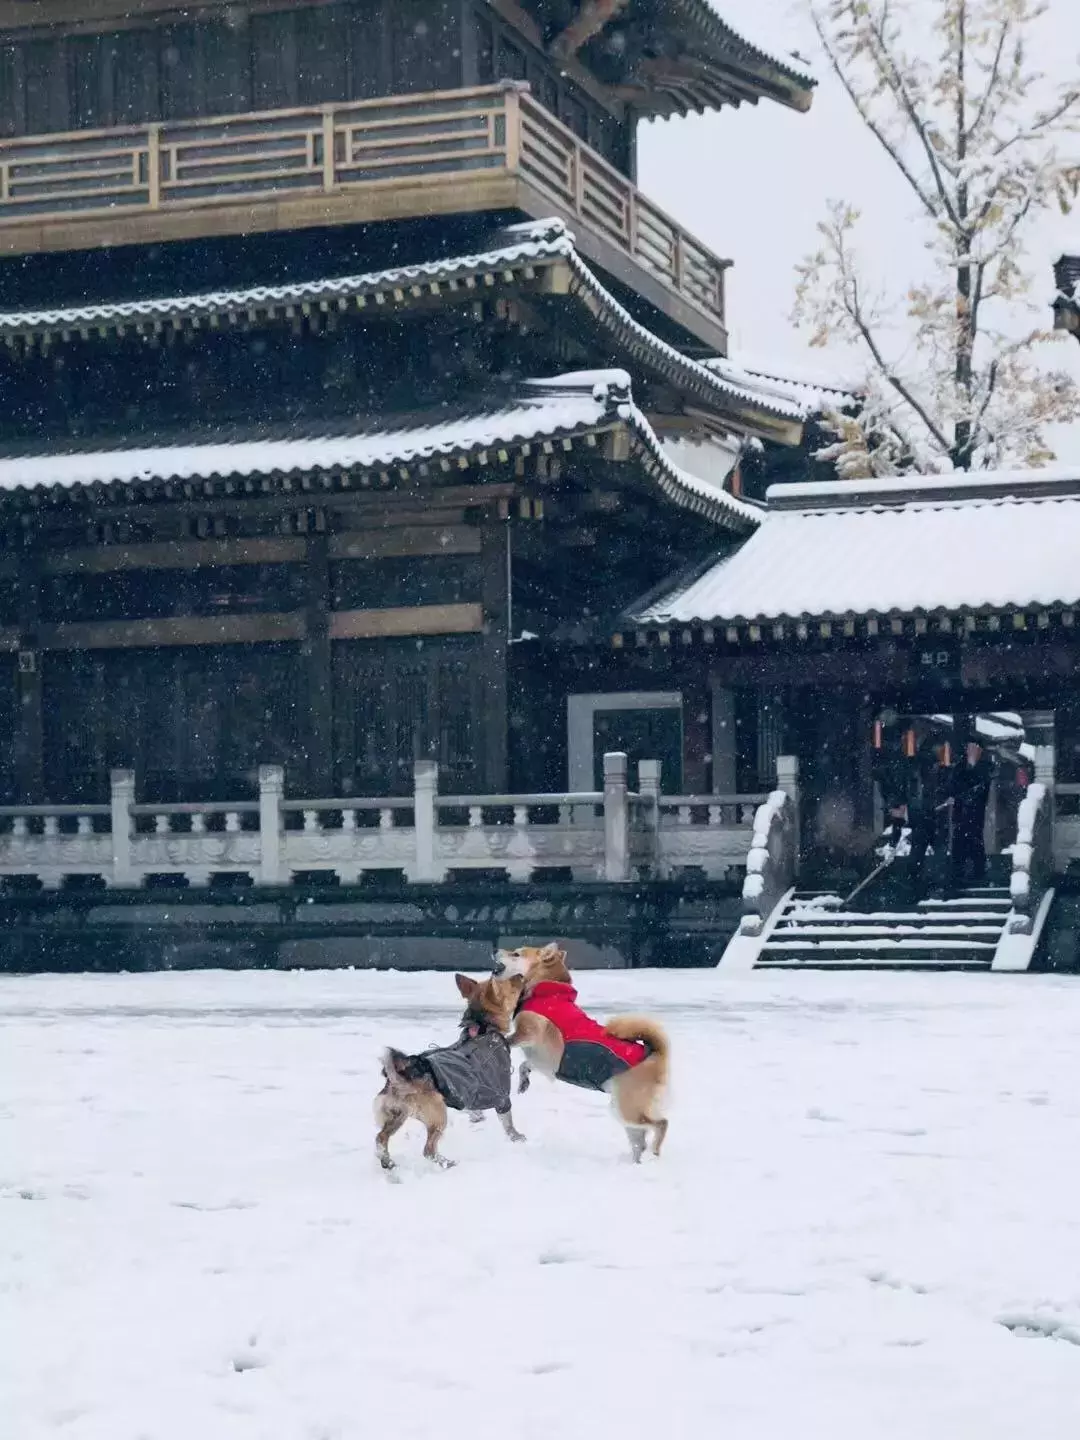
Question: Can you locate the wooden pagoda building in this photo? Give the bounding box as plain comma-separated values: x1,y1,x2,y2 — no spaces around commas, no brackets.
0,0,827,815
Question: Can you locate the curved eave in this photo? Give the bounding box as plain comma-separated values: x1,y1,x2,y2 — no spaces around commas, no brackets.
0,418,621,511
614,604,1080,648
664,0,816,114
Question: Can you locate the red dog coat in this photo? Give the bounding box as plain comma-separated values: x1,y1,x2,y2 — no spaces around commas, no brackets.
518,981,648,1091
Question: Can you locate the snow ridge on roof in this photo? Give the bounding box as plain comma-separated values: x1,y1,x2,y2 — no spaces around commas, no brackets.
767,465,1080,508
0,368,760,532
0,220,572,336
696,1,817,88
636,482,1080,625
705,354,861,418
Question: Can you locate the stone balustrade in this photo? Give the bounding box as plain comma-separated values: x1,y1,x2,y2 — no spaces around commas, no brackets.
0,753,763,891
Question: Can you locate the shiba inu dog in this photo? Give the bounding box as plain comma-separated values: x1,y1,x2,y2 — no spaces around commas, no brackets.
494,943,669,1162
375,971,525,1172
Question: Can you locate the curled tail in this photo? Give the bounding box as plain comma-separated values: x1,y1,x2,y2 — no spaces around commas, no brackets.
381,1047,413,1092
604,1014,670,1064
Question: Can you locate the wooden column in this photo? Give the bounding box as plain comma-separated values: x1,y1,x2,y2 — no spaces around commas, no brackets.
14,552,43,803
303,536,333,796
479,519,510,791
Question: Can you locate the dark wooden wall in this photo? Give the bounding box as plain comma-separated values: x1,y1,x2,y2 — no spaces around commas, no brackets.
0,0,633,175
28,632,490,803
0,2,462,134
0,312,572,447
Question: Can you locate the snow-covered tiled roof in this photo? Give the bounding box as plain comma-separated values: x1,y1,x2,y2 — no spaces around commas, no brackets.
697,3,817,90
636,468,1080,624
0,218,812,443
0,369,760,533
0,222,567,338
704,354,861,418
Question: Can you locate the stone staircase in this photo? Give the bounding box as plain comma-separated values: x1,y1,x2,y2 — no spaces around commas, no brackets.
755,887,1012,970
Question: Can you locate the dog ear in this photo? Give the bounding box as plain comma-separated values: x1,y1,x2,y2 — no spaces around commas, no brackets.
454,973,478,999
539,942,561,959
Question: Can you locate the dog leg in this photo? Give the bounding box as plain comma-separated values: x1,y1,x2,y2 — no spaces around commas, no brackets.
517,1060,532,1094
626,1126,647,1164
375,1102,407,1172
497,1108,526,1143
422,1117,454,1170
650,1117,669,1157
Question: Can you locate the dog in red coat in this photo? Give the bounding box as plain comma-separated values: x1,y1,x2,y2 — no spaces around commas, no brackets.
494,943,669,1162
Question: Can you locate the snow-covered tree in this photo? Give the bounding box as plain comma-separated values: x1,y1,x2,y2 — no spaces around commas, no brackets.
795,0,1080,470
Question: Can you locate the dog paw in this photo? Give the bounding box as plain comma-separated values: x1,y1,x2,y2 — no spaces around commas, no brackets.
468,1111,486,1125
510,1131,527,1144
517,1076,531,1094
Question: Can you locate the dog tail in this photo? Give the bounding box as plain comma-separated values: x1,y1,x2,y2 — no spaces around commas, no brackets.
604,1014,670,1062
381,1047,413,1092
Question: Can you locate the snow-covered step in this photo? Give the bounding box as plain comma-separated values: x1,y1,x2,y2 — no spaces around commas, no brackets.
919,896,1010,909
765,938,997,953
778,910,1007,926
753,885,1009,971
757,953,995,969
773,925,1004,941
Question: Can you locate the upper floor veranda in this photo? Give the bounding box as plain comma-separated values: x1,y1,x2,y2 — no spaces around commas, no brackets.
0,0,815,354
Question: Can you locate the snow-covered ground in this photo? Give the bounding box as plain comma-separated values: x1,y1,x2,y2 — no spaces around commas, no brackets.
4,969,1080,1440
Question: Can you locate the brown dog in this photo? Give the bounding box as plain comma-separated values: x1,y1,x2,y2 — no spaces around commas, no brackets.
495,943,670,1162
375,971,525,1172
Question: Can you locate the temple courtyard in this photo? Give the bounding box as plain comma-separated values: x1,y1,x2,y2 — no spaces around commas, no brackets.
3,967,1080,1438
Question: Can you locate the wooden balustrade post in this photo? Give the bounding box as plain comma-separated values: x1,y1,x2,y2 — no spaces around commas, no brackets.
110,768,136,888
503,85,521,170
147,124,161,209
258,765,285,886
414,760,440,883
322,108,335,191
603,751,630,883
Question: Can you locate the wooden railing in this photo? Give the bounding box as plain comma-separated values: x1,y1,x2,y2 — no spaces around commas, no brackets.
0,84,725,325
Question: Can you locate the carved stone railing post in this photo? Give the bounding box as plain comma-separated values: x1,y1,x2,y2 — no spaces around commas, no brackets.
603,751,630,882
1009,750,1054,935
414,760,441,883
637,758,662,877
258,765,285,886
109,768,136,888
775,754,800,877
1033,744,1056,862
738,760,800,936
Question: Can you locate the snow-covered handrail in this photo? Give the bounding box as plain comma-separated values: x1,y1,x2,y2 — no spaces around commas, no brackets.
739,786,797,936
1008,781,1050,935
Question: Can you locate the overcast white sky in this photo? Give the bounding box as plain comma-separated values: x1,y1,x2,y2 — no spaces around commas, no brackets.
638,0,1080,462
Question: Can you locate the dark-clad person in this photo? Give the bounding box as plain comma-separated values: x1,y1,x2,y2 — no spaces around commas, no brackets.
950,740,993,892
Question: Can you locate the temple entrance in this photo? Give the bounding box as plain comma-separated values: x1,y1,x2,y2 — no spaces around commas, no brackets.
869,710,1048,880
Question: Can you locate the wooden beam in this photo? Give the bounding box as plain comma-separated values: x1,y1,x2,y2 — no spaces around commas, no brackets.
328,525,481,561
304,536,333,794
39,614,307,651
551,0,630,59
14,553,43,802
487,0,625,116
479,524,510,790
328,604,483,641
44,536,307,575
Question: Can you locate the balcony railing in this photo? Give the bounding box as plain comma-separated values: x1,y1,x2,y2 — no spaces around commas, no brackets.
0,83,725,327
